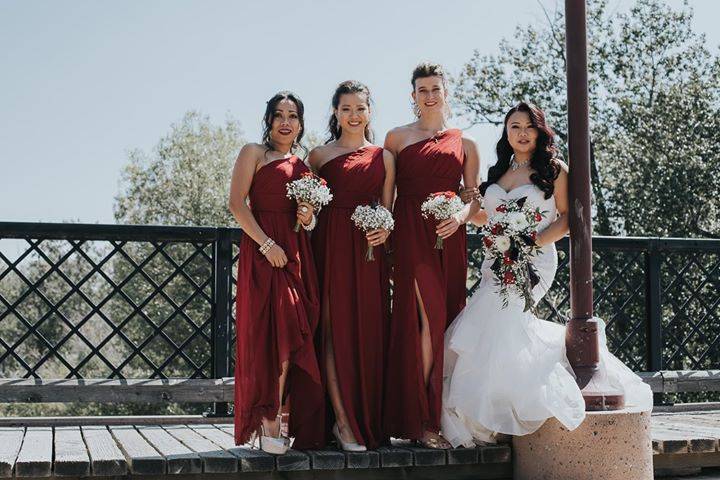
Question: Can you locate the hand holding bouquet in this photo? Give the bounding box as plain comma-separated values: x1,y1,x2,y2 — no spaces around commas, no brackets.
286,172,333,232
351,204,394,261
421,191,464,250
481,196,546,312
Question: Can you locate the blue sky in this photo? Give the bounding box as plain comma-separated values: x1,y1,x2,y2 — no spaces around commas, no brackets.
1,0,719,225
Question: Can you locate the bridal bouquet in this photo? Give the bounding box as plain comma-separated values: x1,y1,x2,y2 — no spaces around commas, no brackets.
351,204,394,261
481,196,546,312
421,191,464,250
286,172,333,231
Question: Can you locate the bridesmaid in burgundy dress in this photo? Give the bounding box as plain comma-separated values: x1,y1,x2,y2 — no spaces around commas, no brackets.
383,63,481,448
229,91,324,454
309,81,394,451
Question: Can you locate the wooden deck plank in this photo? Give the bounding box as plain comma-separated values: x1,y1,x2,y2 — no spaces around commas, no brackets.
162,425,237,473
136,425,202,474
0,427,24,478
306,449,345,470
345,450,380,469
276,449,310,471
186,424,236,450
81,426,128,476
652,427,692,454
653,416,720,453
14,426,52,477
108,425,165,475
216,424,234,436
54,426,91,476
187,425,275,472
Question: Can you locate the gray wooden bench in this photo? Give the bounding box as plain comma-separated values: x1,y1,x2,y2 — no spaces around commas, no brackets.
0,378,233,403
1,370,718,404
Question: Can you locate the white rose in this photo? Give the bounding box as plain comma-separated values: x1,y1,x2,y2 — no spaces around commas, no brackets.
495,235,511,252
506,212,529,232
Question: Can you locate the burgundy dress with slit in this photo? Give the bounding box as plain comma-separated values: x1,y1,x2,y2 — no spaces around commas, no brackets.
312,146,390,449
234,155,325,449
383,129,468,440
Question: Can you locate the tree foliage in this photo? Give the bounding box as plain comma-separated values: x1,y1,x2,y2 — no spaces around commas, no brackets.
115,111,245,227
453,0,720,237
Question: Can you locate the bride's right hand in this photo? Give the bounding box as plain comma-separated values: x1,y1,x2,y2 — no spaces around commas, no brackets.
264,244,288,268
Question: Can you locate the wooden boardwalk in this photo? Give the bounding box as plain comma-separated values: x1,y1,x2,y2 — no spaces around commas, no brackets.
0,423,511,479
0,411,719,478
653,411,720,477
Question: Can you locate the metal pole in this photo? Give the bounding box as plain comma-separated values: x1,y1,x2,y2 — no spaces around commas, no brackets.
564,0,624,410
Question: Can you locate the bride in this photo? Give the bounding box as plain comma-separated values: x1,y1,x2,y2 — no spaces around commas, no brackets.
441,102,653,447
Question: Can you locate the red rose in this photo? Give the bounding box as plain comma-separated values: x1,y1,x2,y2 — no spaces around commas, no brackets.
320,178,327,185
503,271,516,284
530,231,537,241
301,171,313,178
503,255,513,265
496,204,508,213
443,191,457,199
491,223,504,235
483,236,493,248
535,212,542,222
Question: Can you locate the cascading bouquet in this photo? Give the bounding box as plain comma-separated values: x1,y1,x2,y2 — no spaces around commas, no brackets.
286,172,333,232
481,196,546,312
350,204,394,261
421,191,464,250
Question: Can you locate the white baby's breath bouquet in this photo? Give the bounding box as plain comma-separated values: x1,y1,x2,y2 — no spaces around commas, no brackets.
420,191,464,249
351,204,394,261
286,172,333,231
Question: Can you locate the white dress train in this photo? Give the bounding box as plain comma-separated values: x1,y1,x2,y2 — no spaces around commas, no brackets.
440,183,653,448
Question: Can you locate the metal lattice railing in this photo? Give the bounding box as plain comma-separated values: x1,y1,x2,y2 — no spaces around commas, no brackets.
1,223,719,387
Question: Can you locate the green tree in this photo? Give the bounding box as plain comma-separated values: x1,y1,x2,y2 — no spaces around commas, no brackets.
453,0,720,237
115,110,245,227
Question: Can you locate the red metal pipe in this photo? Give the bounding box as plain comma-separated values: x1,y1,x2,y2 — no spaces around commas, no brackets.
564,0,624,410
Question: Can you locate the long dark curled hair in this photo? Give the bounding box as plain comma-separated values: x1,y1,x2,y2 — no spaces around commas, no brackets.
480,102,561,199
326,80,374,143
261,91,306,156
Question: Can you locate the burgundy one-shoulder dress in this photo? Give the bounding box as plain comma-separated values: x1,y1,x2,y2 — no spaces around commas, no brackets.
234,156,325,449
312,146,390,449
383,129,468,440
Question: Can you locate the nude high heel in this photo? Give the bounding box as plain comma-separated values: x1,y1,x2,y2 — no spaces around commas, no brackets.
332,423,366,452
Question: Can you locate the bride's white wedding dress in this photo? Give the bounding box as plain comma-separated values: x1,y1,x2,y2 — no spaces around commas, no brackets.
441,182,653,447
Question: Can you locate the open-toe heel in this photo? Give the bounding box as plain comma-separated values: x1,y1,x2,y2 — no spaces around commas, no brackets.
418,432,451,450
259,414,289,455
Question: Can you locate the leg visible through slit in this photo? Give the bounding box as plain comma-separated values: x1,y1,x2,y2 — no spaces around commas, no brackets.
323,292,361,445
415,279,433,386
261,360,288,437
414,279,451,448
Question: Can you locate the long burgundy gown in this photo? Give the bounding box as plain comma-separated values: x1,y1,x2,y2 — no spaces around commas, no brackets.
383,129,468,440
312,146,390,449
234,155,325,450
